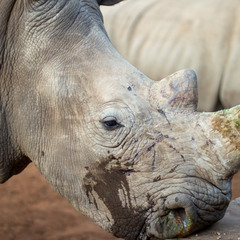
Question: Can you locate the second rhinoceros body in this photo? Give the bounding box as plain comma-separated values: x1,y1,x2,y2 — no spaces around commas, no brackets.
101,0,240,111
1,0,240,240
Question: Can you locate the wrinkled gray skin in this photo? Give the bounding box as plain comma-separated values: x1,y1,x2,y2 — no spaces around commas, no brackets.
1,1,240,240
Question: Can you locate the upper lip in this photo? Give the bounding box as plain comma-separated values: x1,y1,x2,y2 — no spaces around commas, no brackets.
140,176,231,239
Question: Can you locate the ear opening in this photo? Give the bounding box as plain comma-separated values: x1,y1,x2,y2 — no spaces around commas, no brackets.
98,0,124,6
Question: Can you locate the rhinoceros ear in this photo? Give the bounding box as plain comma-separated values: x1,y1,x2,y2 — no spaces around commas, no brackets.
149,69,198,113
98,0,124,6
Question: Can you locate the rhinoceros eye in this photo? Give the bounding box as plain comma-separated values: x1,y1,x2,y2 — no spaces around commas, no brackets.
101,116,123,131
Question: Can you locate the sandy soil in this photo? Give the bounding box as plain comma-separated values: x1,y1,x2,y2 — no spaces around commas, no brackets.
0,164,239,240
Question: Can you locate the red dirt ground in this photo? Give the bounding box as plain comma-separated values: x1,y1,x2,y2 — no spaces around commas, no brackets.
0,164,239,240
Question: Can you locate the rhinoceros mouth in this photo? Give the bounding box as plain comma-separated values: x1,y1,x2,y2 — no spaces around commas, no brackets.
141,183,231,240
146,208,196,239
144,204,196,239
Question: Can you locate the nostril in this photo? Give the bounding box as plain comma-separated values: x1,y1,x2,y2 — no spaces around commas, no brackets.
168,208,194,236
147,206,196,239
160,207,195,238
171,208,188,229
146,195,199,239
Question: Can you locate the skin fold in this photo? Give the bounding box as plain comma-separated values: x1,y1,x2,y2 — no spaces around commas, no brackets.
0,1,240,239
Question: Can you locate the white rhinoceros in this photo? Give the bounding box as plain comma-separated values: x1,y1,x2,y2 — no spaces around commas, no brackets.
101,0,240,111
1,1,240,240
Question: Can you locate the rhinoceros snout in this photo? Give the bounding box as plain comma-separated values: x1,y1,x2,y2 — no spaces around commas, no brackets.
146,194,197,239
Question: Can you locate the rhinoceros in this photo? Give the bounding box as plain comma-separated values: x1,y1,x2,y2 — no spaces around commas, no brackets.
1,0,240,240
101,0,240,112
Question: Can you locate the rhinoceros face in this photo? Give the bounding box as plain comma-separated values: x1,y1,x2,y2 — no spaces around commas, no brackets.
1,1,240,240
79,69,240,239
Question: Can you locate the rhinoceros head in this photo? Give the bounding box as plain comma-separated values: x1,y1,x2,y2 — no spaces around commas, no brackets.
0,0,240,239
77,68,240,239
